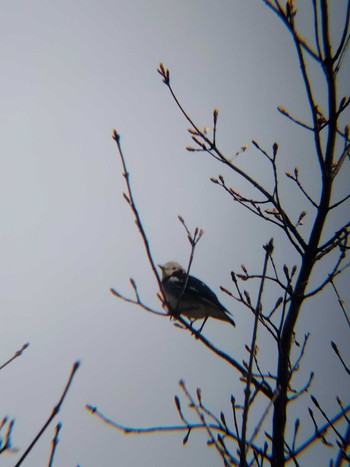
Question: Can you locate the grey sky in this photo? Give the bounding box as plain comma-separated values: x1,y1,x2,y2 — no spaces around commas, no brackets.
1,1,349,466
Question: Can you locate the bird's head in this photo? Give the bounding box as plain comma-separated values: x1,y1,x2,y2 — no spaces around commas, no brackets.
158,261,185,279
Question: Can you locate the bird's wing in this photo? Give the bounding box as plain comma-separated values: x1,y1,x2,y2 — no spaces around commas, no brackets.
164,274,234,324
185,276,227,309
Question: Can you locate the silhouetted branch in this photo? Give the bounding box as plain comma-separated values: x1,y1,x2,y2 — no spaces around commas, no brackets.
0,419,18,455
174,216,204,317
334,422,350,466
285,169,318,208
110,286,166,316
177,314,273,399
311,395,345,443
330,193,350,210
312,0,323,60
331,342,350,376
288,372,314,402
332,143,350,178
14,361,80,467
0,343,30,371
304,238,348,300
330,280,350,327
179,380,236,466
87,390,272,466
241,240,273,465
289,405,350,459
277,106,314,131
333,0,350,63
157,63,307,256
247,388,280,452
289,333,310,380
101,3,349,466
317,224,350,259
112,130,164,296
308,407,333,448
211,175,287,233
47,423,61,467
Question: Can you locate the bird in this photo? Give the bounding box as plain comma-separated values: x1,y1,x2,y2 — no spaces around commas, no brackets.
158,261,235,332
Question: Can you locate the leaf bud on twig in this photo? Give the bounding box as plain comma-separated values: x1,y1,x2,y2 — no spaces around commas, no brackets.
112,129,120,143
157,62,170,84
123,193,131,205
196,388,202,404
213,108,219,125
174,395,181,412
291,265,297,277
296,210,307,226
345,124,350,139
192,136,206,149
244,290,251,305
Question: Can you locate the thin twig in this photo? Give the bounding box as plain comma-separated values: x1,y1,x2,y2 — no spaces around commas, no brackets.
311,395,345,443
289,406,350,459
110,287,166,316
289,333,310,380
177,313,273,399
0,419,18,455
333,0,350,63
277,106,314,131
179,381,236,466
241,239,273,465
247,388,280,450
312,0,323,60
47,423,62,467
14,362,80,467
317,223,350,254
285,171,318,208
334,421,350,467
331,342,350,376
174,217,204,315
330,280,350,327
157,63,307,255
0,343,30,371
288,372,314,402
112,130,164,296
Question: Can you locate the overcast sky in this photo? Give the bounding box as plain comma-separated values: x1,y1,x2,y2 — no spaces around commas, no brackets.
1,1,349,466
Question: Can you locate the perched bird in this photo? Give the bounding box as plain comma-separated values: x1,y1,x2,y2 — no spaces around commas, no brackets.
158,261,235,332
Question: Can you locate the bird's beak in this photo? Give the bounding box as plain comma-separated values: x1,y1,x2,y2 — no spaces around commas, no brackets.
158,264,164,270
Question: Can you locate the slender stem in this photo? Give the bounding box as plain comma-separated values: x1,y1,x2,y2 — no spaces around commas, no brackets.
287,405,350,459
14,362,80,467
0,343,29,371
47,423,61,467
240,240,272,465
112,131,164,296
271,1,338,464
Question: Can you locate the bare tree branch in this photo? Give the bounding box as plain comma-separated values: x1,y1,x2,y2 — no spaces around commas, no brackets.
241,240,273,465
0,343,30,372
14,361,80,467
